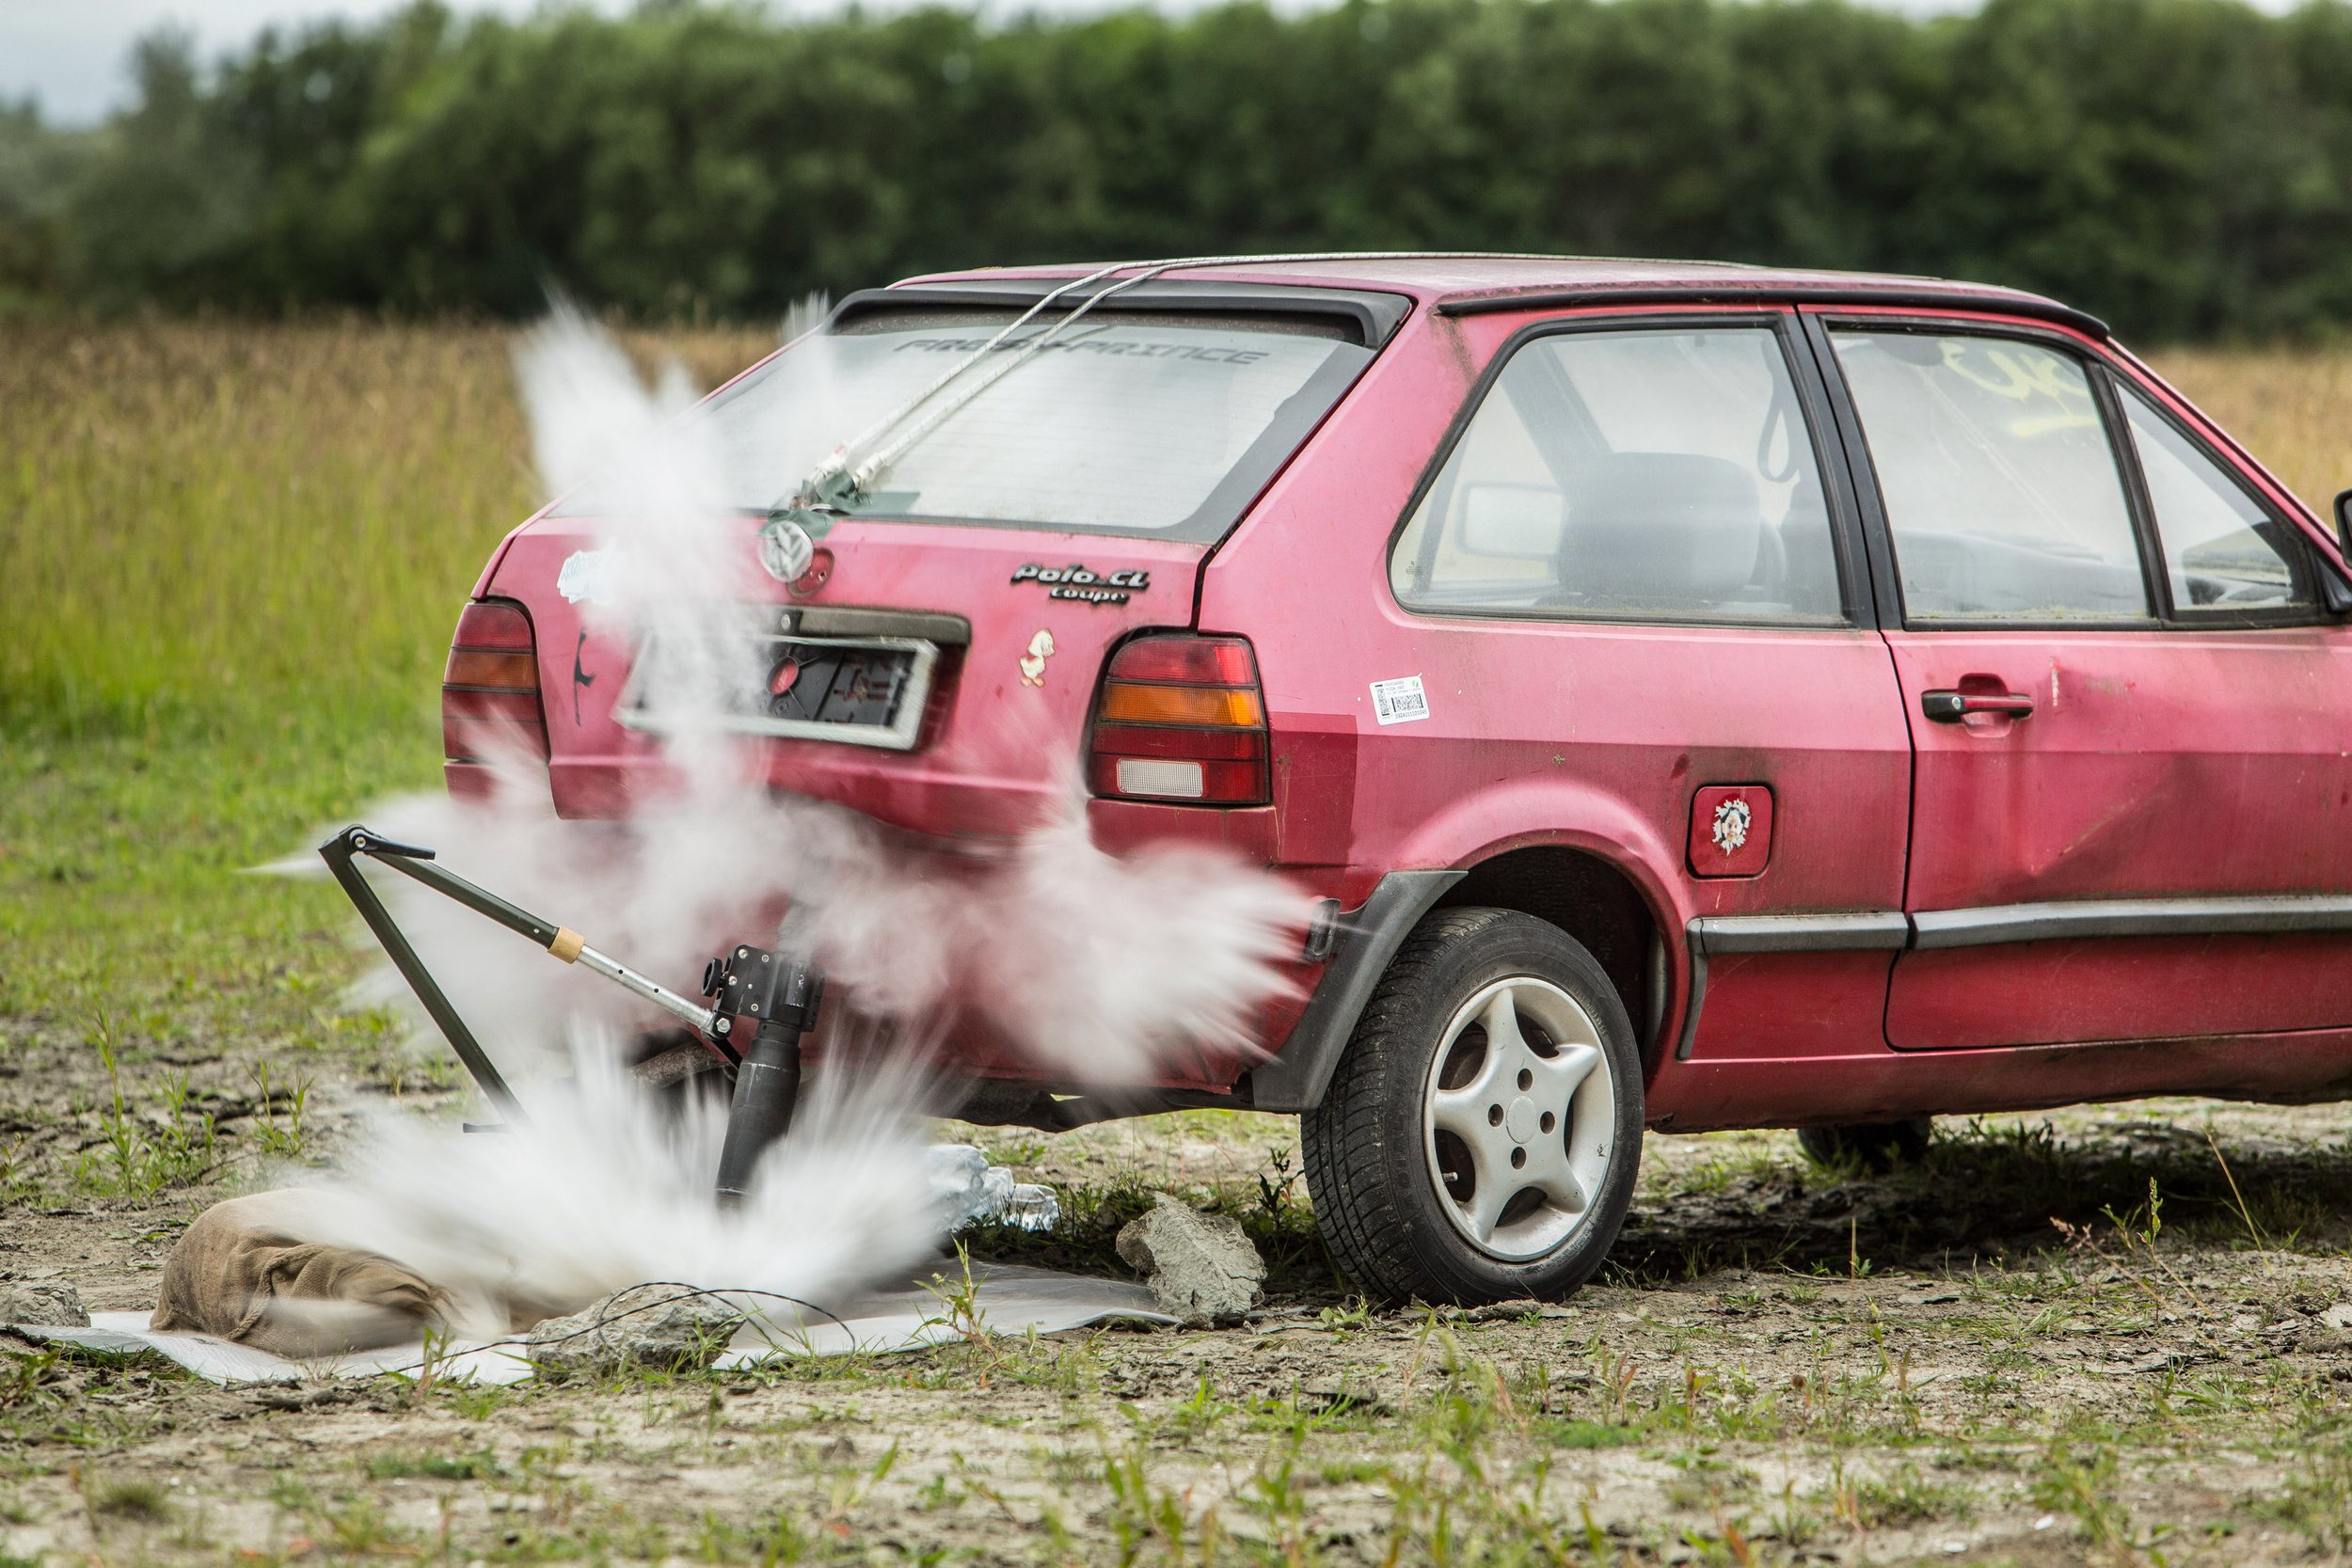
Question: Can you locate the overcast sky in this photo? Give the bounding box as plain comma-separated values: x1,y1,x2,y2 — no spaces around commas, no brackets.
8,0,1250,124
7,1,642,124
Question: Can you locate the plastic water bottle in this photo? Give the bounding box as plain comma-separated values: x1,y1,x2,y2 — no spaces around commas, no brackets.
999,1183,1060,1233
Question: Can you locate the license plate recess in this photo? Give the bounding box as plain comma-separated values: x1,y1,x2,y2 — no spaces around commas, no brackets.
621,632,940,752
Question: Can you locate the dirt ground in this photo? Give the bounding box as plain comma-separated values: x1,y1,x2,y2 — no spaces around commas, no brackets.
9,1024,2352,1566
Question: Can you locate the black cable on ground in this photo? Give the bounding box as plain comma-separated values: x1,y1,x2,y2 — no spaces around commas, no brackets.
362,1281,861,1382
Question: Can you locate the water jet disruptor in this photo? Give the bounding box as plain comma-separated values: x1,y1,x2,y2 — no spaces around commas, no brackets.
318,825,818,1201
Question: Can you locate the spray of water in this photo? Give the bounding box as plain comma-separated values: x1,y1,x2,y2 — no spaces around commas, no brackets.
293,1030,945,1338
294,306,1312,1327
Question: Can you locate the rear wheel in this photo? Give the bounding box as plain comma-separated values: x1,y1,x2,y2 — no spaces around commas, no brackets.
1302,908,1644,1305
1795,1117,1933,1172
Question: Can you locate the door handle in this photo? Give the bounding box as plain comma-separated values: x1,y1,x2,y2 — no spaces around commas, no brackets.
1921,689,2035,724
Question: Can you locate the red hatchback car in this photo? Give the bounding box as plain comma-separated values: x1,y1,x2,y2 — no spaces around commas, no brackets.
450,256,2352,1304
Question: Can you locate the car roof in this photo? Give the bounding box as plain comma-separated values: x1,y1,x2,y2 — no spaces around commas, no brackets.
895,253,2107,339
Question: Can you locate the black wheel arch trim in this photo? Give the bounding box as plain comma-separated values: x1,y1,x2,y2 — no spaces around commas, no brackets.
1246,869,1465,1113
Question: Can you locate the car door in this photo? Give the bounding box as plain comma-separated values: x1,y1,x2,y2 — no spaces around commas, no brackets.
1367,311,1915,1067
1808,310,2352,1050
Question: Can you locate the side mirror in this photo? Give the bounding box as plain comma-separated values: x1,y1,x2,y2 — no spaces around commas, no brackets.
1459,483,1566,559
2323,489,2352,614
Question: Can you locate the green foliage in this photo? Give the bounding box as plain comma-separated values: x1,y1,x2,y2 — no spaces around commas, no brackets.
7,0,2352,338
363,1447,503,1481
72,1013,220,1198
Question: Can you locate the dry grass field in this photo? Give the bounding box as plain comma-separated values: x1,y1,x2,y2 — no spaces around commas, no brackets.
7,322,2352,1566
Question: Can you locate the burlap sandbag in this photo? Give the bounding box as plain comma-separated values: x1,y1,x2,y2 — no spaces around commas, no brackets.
154,1190,454,1357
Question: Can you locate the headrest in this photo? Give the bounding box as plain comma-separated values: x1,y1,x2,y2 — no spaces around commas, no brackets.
1558,451,1764,604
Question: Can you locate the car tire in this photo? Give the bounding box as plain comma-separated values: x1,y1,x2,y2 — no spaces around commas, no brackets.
1795,1117,1932,1172
1302,907,1645,1306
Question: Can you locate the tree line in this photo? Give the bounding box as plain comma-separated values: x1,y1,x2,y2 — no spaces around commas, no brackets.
6,0,2352,341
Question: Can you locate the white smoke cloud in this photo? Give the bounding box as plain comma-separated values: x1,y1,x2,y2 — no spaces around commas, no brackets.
293,306,1311,1321
298,1031,944,1337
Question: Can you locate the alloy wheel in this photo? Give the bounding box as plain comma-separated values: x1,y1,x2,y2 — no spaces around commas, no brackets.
1420,974,1618,1261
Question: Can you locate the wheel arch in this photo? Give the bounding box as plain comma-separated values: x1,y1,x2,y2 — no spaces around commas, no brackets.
1431,845,1665,1067
1250,784,1695,1113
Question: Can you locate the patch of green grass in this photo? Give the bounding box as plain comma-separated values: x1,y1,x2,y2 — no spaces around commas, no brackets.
2247,1439,2352,1556
87,1475,168,1520
1831,1458,1970,1528
1540,1418,1638,1449
70,1016,218,1197
363,1448,502,1481
0,704,438,1063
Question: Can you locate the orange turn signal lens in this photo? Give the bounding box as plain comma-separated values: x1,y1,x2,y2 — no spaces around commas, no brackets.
1097,681,1264,727
444,649,539,690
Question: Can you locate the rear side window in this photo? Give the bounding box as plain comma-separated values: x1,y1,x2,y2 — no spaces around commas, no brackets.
2119,388,2313,615
558,309,1375,543
1391,326,1845,623
1830,331,2149,622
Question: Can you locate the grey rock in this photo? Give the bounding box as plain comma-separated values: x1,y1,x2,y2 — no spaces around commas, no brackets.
1115,1196,1264,1326
0,1282,88,1327
525,1284,744,1374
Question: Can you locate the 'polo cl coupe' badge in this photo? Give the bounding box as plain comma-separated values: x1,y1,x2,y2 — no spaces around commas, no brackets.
1010,562,1148,605
1710,797,1753,856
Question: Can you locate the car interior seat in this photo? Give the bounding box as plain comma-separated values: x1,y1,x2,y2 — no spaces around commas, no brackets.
1558,452,1765,611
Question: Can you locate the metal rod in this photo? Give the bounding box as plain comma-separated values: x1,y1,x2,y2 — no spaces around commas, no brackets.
318,826,530,1127
354,834,564,947
349,832,718,1034
572,943,720,1037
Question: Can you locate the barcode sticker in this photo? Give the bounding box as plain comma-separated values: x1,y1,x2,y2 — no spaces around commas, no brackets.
1369,674,1430,726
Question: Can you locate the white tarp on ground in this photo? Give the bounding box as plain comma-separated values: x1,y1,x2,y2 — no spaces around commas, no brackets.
6,1262,1173,1386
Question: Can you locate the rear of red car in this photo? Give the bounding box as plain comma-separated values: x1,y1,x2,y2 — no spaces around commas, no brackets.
448,277,1417,1089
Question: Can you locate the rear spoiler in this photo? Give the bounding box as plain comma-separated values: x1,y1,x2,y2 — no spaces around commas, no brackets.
829,279,1414,349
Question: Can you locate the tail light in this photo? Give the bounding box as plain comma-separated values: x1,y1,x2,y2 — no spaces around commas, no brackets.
1088,635,1269,805
442,599,548,765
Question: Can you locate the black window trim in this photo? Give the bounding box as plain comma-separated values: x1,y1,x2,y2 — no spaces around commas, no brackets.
1807,310,2208,635
2104,372,2327,629
1383,309,1879,633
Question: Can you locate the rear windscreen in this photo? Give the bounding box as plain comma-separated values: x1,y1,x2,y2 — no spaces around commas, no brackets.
558,308,1376,542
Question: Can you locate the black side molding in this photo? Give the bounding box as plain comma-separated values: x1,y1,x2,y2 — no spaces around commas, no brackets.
1676,911,1911,1062
1691,911,1912,956
1674,895,2352,1058
1246,869,1464,1113
1913,895,2352,948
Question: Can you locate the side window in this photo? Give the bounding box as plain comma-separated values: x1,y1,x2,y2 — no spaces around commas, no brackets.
1830,330,2150,622
2120,388,2313,615
1390,325,1844,623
